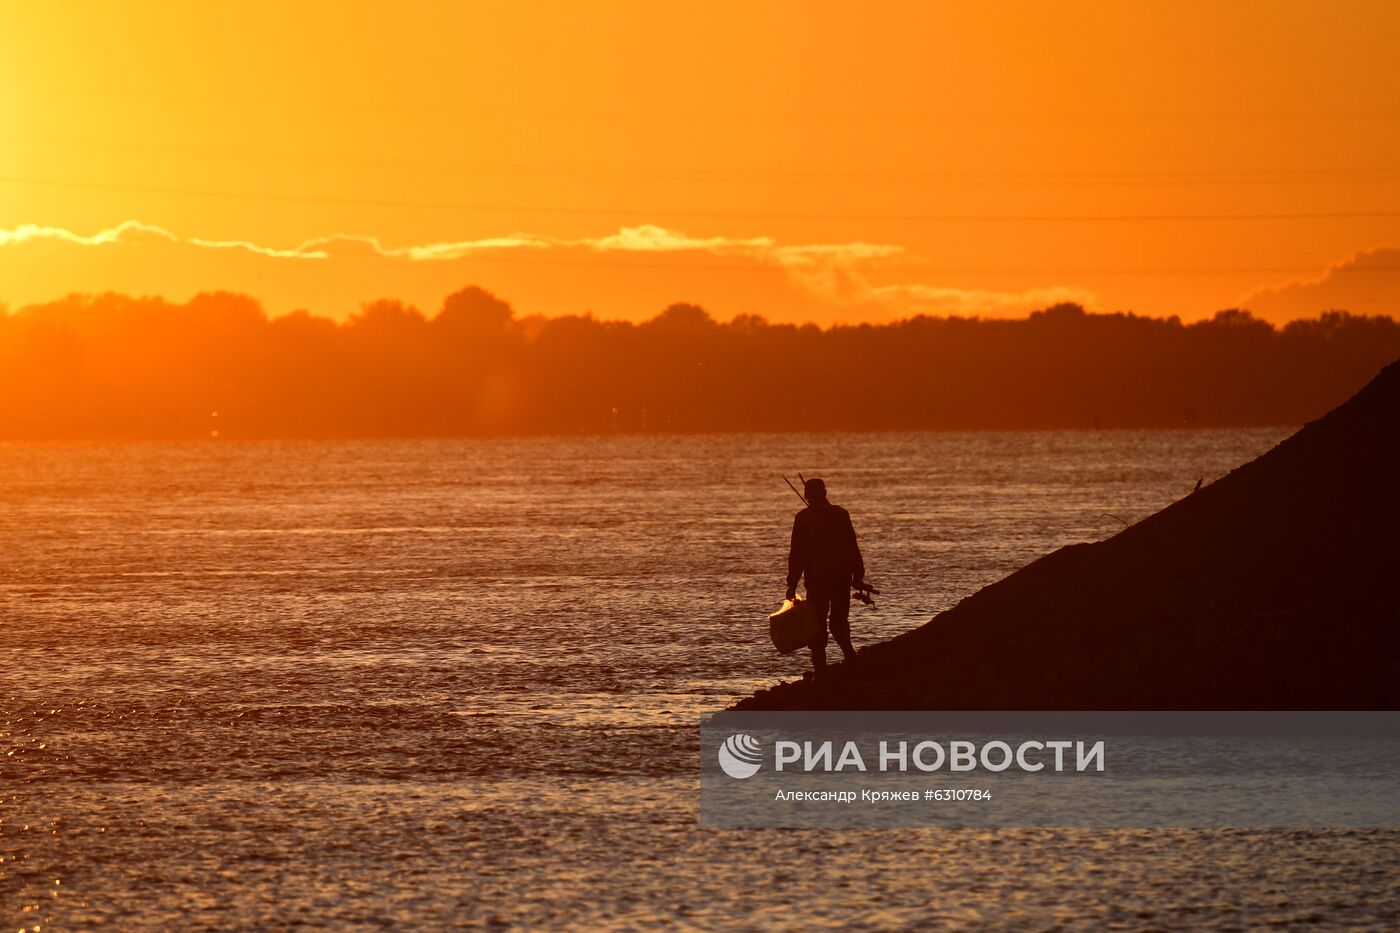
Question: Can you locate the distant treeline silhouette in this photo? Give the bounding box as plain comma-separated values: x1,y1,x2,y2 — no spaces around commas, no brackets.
2,287,1398,439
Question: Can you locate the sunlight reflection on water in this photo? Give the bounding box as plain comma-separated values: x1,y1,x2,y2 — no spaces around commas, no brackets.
5,430,1396,929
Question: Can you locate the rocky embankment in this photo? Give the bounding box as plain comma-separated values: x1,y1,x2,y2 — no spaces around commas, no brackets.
736,358,1400,710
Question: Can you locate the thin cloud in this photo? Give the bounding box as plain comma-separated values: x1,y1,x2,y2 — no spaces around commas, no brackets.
0,220,161,247
0,219,1093,318
583,224,774,255
0,220,332,258
874,282,1101,316
0,219,898,268
0,224,890,267
299,224,905,267
771,243,1098,317
1241,247,1400,322
295,232,555,260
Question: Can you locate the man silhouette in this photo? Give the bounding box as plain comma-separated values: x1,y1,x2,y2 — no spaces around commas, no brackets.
785,477,865,675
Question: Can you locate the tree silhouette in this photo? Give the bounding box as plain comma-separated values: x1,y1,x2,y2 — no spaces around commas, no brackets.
0,287,1396,439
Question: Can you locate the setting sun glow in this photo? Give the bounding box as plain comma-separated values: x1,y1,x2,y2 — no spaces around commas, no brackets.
2,1,1399,324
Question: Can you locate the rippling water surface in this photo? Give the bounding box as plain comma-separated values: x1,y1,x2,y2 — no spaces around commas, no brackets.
5,430,1397,930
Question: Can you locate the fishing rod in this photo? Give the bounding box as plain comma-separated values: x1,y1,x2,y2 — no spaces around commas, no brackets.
784,474,880,607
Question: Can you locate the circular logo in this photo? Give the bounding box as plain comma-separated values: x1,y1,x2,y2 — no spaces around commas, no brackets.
717,733,763,779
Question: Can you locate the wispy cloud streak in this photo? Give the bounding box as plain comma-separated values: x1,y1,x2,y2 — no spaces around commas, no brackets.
0,220,333,258
0,219,1096,317
0,219,901,266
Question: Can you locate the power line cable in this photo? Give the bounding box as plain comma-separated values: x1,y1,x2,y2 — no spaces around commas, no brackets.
5,175,1400,223
7,132,1400,187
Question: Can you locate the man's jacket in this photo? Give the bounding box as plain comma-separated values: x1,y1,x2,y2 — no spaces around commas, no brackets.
787,501,864,592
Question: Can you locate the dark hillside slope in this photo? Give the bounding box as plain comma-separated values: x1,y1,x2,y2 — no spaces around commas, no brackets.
737,358,1400,710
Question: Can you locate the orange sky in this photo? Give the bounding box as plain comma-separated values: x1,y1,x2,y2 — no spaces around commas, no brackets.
3,1,1399,324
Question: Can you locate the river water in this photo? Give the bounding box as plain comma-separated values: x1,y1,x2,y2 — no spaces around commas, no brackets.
5,429,1397,929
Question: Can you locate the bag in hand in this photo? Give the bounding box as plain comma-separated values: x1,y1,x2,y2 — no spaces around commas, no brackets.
768,596,822,654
